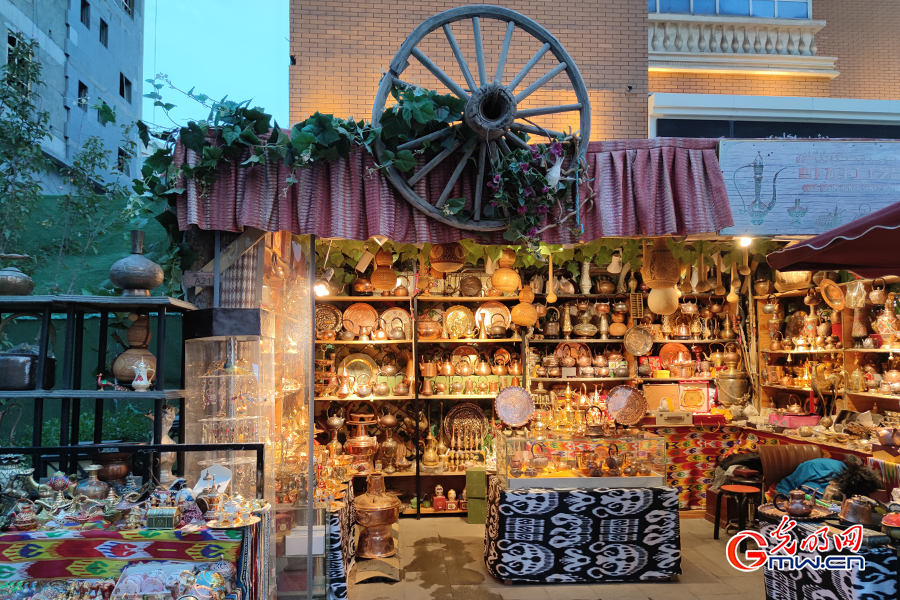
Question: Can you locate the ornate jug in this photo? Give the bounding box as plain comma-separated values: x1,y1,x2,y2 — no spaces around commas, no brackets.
130,359,156,392
875,293,898,349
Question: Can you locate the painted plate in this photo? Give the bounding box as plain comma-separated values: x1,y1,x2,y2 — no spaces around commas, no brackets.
494,386,535,428
820,279,845,312
474,301,511,331
443,305,475,338
338,353,378,383
606,385,647,426
381,307,411,339
659,342,690,369
315,304,343,333
623,326,654,357
342,303,379,336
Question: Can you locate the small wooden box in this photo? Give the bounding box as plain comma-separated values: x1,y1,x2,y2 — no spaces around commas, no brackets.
146,506,182,530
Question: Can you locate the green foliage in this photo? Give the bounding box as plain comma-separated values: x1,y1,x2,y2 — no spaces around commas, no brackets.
0,33,52,255
11,404,153,447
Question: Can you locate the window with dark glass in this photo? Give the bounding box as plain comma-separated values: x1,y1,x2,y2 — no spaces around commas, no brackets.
78,81,89,111
81,1,90,28
117,147,129,172
100,19,108,47
119,73,131,103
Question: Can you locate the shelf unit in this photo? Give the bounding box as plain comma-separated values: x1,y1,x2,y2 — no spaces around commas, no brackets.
0,295,195,477
754,276,900,414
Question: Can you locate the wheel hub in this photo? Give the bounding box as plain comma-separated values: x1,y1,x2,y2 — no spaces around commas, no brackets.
464,83,516,141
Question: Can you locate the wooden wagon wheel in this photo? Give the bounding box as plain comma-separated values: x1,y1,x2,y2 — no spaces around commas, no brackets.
372,5,591,232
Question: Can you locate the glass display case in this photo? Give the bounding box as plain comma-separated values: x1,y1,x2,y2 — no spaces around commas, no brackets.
495,433,667,490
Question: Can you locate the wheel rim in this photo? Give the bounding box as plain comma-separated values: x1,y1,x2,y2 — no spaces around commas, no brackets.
372,5,591,232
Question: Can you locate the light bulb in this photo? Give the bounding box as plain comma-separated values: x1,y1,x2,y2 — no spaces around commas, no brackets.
739,237,752,247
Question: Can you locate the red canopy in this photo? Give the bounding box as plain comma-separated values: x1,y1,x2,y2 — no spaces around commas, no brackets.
767,201,900,278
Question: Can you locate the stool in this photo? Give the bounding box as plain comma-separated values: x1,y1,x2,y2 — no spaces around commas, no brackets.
714,484,762,551
727,468,765,527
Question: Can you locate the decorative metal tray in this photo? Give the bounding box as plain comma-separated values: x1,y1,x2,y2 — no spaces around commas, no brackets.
606,385,647,426
494,386,535,428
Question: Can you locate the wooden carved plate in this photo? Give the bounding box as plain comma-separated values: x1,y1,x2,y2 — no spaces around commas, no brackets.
315,304,343,333
443,305,475,338
494,386,534,428
474,301,511,330
342,303,379,336
659,343,690,370
381,307,411,338
606,385,647,426
820,279,845,312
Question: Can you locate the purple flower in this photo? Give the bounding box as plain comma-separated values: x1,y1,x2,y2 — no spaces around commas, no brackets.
530,147,540,160
542,186,550,194
524,187,532,197
537,205,548,215
487,181,497,191
517,205,527,214
528,227,538,237
551,142,563,157
489,201,498,207
492,174,501,185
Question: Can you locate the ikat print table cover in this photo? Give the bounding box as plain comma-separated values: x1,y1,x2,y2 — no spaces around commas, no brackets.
484,476,681,583
0,527,242,581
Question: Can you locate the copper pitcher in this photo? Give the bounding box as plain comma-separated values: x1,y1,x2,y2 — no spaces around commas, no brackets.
508,353,523,376
420,378,434,397
419,355,438,378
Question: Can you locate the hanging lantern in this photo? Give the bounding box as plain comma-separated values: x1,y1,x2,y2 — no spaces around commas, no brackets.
491,248,520,293
511,301,538,327
371,248,397,291
429,243,465,273
641,238,680,290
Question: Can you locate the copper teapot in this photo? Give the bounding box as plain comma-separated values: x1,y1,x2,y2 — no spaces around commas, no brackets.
438,355,455,377
393,376,410,397
576,347,592,368
419,354,438,378
559,346,576,368
353,276,374,295
372,318,389,341
388,317,406,340
508,354,523,376
774,489,814,517
392,275,410,297
475,354,492,377
839,496,873,525
592,348,608,368
455,358,475,377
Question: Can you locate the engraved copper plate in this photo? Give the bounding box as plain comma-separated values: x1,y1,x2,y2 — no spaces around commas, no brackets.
659,343,690,369
624,326,654,357
606,385,647,426
554,342,591,359
342,303,379,336
315,304,343,333
381,307,411,337
442,402,489,445
443,305,475,337
820,279,845,312
493,347,511,365
494,386,535,428
450,345,479,365
338,353,378,382
474,301,511,330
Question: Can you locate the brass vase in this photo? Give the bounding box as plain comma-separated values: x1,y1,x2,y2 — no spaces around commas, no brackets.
355,471,401,558
74,464,110,501
108,230,164,296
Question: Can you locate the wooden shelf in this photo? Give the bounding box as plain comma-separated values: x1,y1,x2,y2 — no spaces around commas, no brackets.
314,339,412,345
529,377,631,383
418,338,523,344
353,471,416,478
419,394,499,400
752,289,812,300
315,296,412,302
845,390,900,401
526,338,624,344
644,377,716,383
315,395,416,401
416,296,518,302
844,348,900,353
533,292,647,299
652,339,733,344
762,349,843,355
402,507,467,516
762,384,837,394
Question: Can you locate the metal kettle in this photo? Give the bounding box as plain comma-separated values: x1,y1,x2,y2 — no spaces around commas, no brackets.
839,495,873,525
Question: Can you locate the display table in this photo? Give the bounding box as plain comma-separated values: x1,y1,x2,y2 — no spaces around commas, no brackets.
761,521,898,600
484,475,681,584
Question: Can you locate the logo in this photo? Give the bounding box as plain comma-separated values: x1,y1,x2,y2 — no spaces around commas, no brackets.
726,516,866,572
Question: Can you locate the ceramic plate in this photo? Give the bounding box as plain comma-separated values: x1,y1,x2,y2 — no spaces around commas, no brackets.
380,307,411,339
820,279,845,312
475,301,511,330
606,385,647,426
494,386,535,428
342,303,379,336
623,326,654,357
443,305,475,337
315,304,343,333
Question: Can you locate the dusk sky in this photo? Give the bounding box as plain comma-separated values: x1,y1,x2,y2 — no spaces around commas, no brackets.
142,0,290,129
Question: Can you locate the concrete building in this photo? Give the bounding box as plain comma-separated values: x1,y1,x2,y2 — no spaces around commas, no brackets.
1,0,143,181
289,0,900,140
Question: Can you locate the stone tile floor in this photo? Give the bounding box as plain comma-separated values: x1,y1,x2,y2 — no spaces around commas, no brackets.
348,515,764,600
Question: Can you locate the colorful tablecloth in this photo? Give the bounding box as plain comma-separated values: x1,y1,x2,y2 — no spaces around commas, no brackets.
0,527,242,582
484,476,681,584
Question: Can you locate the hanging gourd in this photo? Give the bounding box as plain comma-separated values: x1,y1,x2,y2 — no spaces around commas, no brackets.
511,284,538,326
642,239,680,315
371,248,398,291
490,248,520,293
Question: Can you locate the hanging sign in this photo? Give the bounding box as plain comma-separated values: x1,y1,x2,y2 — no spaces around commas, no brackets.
719,140,900,236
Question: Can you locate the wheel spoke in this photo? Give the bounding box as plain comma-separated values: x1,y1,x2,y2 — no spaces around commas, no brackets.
407,138,463,186
511,122,564,139
495,22,515,85
410,47,469,100
398,125,457,151
472,17,487,86
504,132,531,151
473,141,488,221
516,103,583,118
508,43,550,92
443,24,478,94
498,138,512,155
436,142,477,208
488,140,500,162
515,62,568,103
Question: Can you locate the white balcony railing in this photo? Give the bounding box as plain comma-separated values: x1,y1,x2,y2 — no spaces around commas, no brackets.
648,14,838,78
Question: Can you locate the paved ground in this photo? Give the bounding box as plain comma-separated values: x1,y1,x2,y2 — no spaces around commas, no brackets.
348,515,764,600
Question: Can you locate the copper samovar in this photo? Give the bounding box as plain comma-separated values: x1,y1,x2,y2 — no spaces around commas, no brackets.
343,413,378,475
355,470,401,558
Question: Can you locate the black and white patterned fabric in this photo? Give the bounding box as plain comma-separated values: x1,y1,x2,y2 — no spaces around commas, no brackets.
327,482,356,600
762,522,898,600
484,476,681,583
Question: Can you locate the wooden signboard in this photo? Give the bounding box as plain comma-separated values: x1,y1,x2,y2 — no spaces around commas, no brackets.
719,140,900,236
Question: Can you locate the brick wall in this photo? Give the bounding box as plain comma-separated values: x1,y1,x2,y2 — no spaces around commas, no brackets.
290,0,648,139
649,72,831,97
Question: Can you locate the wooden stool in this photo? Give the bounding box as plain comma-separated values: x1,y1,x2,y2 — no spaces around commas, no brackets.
727,468,765,526
714,484,761,551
